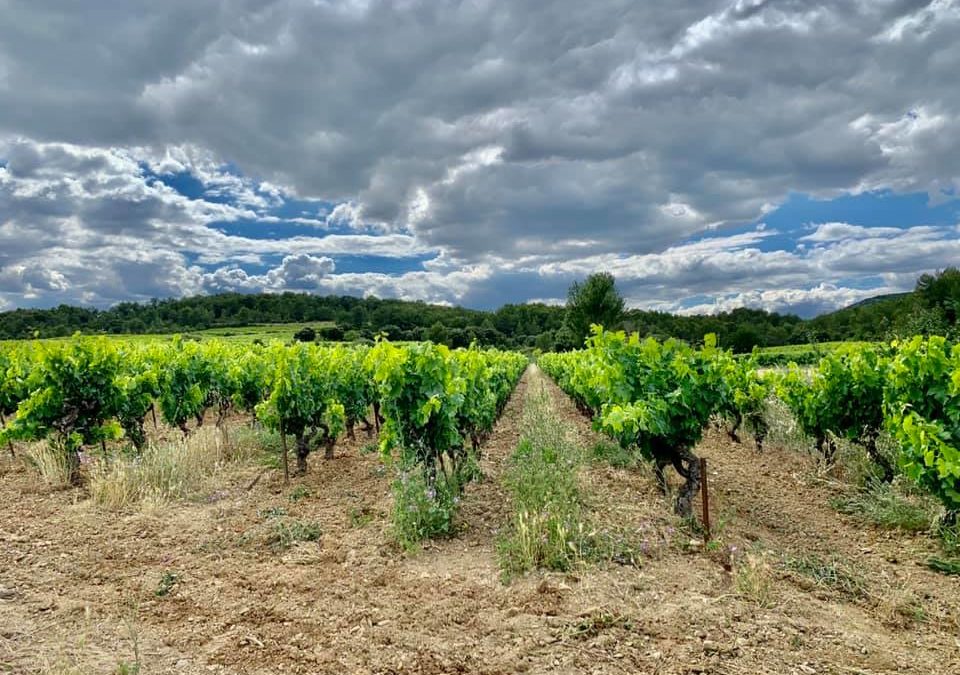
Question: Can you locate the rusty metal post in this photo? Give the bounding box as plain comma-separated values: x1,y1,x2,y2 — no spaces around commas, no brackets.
700,457,711,541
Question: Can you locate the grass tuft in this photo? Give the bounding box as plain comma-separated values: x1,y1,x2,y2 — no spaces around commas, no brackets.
783,553,866,599
89,426,259,510
735,551,778,608
831,480,937,532
24,443,74,488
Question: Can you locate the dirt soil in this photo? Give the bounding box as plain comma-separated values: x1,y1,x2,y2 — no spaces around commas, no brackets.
1,365,958,675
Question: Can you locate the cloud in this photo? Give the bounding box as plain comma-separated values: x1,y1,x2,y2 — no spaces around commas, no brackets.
0,1,959,315
799,222,903,242
0,139,434,307
200,254,335,293
676,284,893,317
264,253,336,289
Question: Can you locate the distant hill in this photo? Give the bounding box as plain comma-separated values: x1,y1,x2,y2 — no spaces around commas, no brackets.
841,292,912,311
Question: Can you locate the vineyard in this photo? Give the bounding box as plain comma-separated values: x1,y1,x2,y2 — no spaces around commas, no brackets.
1,331,960,673
540,328,960,527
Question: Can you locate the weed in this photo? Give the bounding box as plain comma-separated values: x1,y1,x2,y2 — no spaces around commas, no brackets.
270,519,322,551
783,554,866,599
735,551,778,608
939,521,960,556
288,485,311,502
590,440,636,469
762,398,809,454
258,506,287,519
155,571,180,597
568,611,633,639
874,585,928,627
349,506,375,528
584,523,672,566
391,467,461,549
498,387,588,579
925,556,960,576
90,426,253,510
115,607,142,675
24,443,73,488
254,428,286,468
831,480,936,532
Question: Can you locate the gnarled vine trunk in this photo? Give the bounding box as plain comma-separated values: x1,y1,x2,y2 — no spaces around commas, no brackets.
727,411,742,444
66,448,82,486
651,443,702,518
295,434,310,474
815,435,837,463
861,429,895,483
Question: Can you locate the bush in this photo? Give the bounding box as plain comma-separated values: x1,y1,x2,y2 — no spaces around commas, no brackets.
293,326,317,342
318,325,345,341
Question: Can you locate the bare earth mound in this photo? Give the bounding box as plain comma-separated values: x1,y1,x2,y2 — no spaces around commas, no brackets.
1,366,957,674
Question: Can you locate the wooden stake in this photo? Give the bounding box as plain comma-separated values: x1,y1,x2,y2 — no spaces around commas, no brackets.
151,404,158,430
700,457,711,541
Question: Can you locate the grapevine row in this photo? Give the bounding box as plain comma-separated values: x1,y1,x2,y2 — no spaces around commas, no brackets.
540,327,960,523
777,336,960,520
539,327,769,516
0,337,526,488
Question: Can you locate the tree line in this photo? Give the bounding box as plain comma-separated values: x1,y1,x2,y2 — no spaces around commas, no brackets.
0,269,957,350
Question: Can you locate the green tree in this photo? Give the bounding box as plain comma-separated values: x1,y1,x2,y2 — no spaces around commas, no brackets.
563,273,625,346
916,267,960,324
427,321,449,345
728,325,763,354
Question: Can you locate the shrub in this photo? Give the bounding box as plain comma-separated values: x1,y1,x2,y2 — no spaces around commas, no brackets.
293,326,317,343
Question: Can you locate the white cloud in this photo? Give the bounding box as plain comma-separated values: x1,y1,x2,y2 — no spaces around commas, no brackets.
676,284,891,317
1,2,959,315
799,222,903,242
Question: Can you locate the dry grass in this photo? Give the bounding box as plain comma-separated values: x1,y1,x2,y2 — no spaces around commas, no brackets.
24,443,73,488
872,583,928,628
735,551,778,608
89,426,261,510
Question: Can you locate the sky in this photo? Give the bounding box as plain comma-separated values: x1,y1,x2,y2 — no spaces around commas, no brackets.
1,0,959,318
